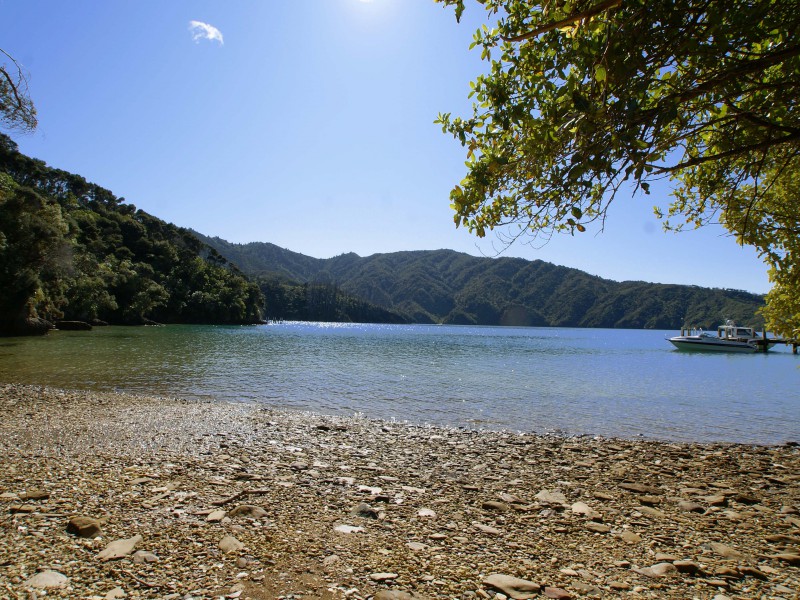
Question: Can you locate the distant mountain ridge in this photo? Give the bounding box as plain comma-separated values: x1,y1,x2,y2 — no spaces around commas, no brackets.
193,233,766,329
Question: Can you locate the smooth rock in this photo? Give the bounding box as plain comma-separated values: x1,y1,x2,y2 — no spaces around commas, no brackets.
370,572,399,581
374,592,425,600
352,502,379,519
67,515,103,538
673,560,701,574
620,530,641,544
418,508,437,518
132,550,159,564
678,500,705,513
227,504,267,519
97,534,143,561
571,502,600,519
636,505,666,518
334,524,364,534
23,570,68,589
709,542,744,559
585,522,610,534
633,562,678,578
771,553,800,566
474,523,501,535
619,483,661,495
483,574,541,599
483,500,509,512
219,535,244,553
543,587,571,600
104,587,127,599
206,510,227,522
535,490,567,506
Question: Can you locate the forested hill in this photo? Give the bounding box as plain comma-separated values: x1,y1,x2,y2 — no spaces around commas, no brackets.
0,134,263,335
196,234,766,330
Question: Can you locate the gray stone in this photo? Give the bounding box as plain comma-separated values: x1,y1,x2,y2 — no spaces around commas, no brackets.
23,570,68,589
633,562,678,578
484,574,541,599
97,534,143,561
351,502,379,519
227,504,267,519
219,535,244,553
132,550,159,564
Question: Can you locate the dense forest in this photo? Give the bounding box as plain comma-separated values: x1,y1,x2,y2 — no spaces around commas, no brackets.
0,134,263,335
196,234,767,330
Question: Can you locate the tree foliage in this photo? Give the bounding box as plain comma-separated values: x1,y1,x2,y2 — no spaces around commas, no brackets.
436,0,800,336
0,135,263,334
0,49,37,133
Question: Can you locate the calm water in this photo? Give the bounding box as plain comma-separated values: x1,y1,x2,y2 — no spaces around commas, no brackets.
0,323,797,444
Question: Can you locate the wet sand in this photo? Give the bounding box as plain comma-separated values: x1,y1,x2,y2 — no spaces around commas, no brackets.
0,384,798,599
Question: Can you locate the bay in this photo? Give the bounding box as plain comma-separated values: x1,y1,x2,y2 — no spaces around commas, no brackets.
0,322,797,444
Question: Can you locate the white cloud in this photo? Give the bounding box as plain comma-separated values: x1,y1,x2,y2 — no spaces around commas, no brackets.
188,20,224,45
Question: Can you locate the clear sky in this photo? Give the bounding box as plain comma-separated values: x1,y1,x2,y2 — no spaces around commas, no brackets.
1,0,771,294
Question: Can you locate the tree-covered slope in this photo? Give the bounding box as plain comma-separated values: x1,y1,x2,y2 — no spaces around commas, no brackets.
201,238,766,329
0,135,263,335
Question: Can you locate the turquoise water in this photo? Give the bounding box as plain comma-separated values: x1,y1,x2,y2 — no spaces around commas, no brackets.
0,323,797,444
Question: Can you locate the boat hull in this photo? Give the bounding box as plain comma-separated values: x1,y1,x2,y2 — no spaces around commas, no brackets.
668,337,758,353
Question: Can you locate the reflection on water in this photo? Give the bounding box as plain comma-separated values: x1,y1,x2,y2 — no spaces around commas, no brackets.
0,323,797,444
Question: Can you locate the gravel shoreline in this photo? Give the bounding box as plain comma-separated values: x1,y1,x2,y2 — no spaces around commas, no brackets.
0,383,798,599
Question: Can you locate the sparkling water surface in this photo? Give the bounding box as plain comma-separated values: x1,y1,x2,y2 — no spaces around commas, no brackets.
1,323,797,444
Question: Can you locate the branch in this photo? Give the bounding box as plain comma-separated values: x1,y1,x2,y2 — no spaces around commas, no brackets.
503,0,622,42
656,130,800,173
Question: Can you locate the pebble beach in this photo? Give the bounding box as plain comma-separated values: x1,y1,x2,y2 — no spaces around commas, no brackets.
0,384,798,600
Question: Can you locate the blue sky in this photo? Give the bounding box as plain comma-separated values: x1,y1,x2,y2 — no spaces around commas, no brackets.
1,0,771,293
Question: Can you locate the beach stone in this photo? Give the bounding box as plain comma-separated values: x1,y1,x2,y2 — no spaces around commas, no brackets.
407,542,428,551
585,522,610,534
636,505,666,518
206,509,227,522
633,562,678,578
703,495,728,506
619,483,660,495
227,504,267,518
334,524,364,534
374,591,425,600
483,500,509,512
608,581,630,591
19,490,49,501
673,560,701,574
738,566,767,579
678,500,705,513
67,515,103,538
483,574,541,599
620,530,641,544
104,587,127,599
370,572,399,582
536,490,567,506
709,542,744,559
474,523,501,535
97,534,142,561
132,550,159,564
543,587,571,599
571,501,600,519
352,502,379,519
219,535,244,553
418,508,437,518
22,570,68,589
771,553,800,566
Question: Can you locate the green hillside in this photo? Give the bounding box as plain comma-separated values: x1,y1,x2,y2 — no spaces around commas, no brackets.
196,236,766,330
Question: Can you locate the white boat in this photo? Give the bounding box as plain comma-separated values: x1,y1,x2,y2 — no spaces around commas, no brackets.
668,321,772,353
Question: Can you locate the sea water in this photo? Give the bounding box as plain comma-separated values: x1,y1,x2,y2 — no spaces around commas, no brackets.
0,322,797,444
